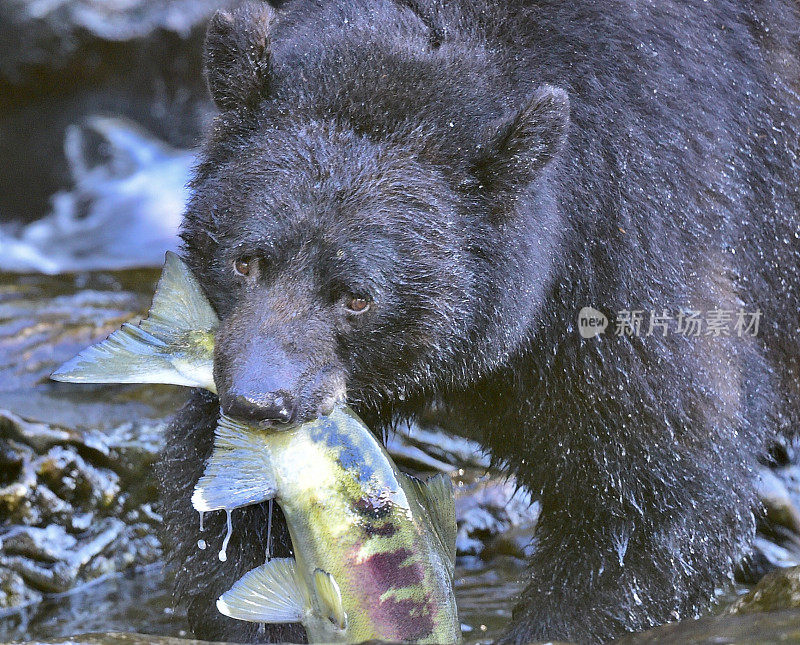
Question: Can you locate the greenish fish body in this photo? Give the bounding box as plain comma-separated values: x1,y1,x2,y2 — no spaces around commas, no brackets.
194,409,461,643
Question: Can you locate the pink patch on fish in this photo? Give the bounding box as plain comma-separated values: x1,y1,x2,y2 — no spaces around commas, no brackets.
348,546,436,640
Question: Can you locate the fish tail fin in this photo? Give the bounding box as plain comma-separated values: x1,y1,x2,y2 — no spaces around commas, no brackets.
139,251,218,337
51,251,218,387
217,558,306,623
192,415,277,512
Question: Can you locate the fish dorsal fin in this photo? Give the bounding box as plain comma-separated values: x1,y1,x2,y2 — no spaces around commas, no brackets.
192,415,277,512
140,251,218,337
51,252,217,390
313,569,346,630
217,558,306,623
404,473,457,574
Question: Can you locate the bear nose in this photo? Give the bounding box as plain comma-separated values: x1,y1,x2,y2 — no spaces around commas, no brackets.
221,390,296,425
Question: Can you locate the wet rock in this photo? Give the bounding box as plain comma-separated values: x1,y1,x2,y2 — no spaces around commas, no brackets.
738,466,800,584
0,0,237,85
0,0,225,223
739,536,800,584
2,526,77,562
0,569,42,610
0,117,193,274
387,419,490,472
728,565,800,615
0,410,164,611
758,468,800,536
37,446,121,508
619,608,800,644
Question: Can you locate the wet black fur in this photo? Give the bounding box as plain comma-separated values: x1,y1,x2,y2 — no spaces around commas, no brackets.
160,0,800,642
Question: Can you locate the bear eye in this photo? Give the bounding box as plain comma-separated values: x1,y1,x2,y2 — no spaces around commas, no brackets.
233,256,257,277
345,296,370,315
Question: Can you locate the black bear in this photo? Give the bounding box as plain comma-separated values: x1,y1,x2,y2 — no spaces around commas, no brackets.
159,0,800,642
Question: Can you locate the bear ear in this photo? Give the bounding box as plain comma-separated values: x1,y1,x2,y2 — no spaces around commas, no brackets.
473,85,570,202
204,2,276,112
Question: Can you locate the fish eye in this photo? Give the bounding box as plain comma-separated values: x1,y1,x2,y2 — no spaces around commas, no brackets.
233,256,257,277
345,295,370,315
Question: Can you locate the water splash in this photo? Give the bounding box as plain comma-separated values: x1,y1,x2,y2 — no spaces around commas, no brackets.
0,116,191,274
198,510,205,533
218,509,233,562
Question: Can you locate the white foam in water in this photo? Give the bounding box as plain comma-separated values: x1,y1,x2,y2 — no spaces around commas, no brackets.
218,509,233,562
0,116,192,274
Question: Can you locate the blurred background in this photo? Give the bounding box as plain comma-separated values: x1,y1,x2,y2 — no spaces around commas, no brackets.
2,2,800,643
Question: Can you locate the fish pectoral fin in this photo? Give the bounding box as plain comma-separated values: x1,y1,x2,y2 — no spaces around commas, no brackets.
404,472,457,574
313,569,346,630
51,252,217,390
140,251,219,339
217,558,306,623
192,415,277,512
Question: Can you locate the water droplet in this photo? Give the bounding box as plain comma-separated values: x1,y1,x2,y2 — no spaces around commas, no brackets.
265,499,274,562
197,539,207,550
218,509,233,562
198,511,205,533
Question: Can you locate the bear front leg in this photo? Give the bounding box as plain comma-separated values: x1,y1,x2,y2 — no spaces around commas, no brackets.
158,389,306,643
495,402,762,644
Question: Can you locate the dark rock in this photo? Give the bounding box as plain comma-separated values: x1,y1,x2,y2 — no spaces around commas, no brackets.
0,410,163,611
0,117,193,274
728,566,800,615
619,608,800,644
0,0,230,223
0,0,236,85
